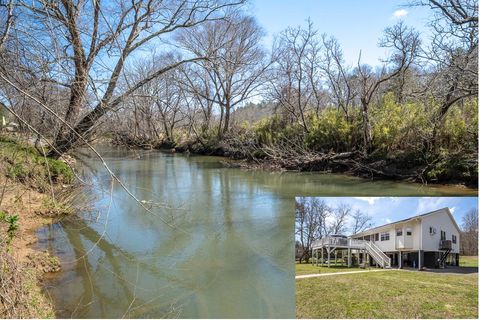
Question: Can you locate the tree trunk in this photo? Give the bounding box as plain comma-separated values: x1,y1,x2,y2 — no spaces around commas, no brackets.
361,100,372,153
217,104,224,139
56,67,88,142
47,104,106,158
223,100,231,134
428,84,459,152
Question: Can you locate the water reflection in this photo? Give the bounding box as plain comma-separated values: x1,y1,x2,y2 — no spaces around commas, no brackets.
38,148,475,318
39,149,294,318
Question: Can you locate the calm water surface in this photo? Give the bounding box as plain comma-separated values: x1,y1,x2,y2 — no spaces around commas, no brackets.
37,148,476,318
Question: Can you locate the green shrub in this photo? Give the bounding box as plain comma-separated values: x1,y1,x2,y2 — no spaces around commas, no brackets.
305,108,353,152
0,211,20,243
371,92,428,153
426,149,477,185
253,115,285,145
439,98,478,152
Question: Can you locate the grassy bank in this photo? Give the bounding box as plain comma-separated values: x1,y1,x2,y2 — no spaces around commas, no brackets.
0,134,74,318
460,256,479,267
296,270,478,319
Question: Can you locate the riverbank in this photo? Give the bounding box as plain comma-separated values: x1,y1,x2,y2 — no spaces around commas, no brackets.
110,134,479,190
0,135,74,318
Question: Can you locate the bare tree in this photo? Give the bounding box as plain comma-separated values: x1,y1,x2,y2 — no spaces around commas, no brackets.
124,53,188,145
0,0,15,50
460,208,478,256
270,20,323,133
0,0,245,158
178,13,269,138
413,0,478,150
271,21,320,132
320,35,356,122
179,65,218,134
329,203,351,235
350,209,373,235
355,22,420,152
295,197,330,263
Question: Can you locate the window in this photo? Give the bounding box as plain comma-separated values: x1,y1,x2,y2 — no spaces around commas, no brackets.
429,227,436,235
375,233,379,241
406,228,412,236
452,235,457,244
441,230,446,241
380,232,390,241
396,228,403,236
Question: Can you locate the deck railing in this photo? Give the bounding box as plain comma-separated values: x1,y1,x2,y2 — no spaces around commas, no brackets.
349,239,366,247
311,236,391,268
312,237,366,249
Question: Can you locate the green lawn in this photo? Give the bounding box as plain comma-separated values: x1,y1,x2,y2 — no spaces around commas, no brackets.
296,262,364,275
460,256,478,267
296,270,478,319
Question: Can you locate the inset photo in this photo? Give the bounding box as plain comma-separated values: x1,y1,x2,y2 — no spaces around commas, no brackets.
295,196,478,319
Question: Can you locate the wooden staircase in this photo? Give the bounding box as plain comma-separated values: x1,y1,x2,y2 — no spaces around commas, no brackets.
365,241,391,268
439,249,451,268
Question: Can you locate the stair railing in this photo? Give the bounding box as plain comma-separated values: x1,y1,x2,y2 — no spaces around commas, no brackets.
365,241,391,268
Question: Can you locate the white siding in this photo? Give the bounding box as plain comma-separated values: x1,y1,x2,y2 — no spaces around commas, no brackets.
372,227,396,252
394,221,422,250
350,208,460,254
420,209,460,253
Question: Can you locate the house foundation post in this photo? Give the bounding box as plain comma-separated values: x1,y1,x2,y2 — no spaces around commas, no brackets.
399,251,402,269
334,251,337,267
348,248,351,267
327,245,330,268
321,247,324,266
418,250,424,270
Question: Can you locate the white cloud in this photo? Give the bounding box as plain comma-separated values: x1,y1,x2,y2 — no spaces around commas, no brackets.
450,206,456,213
392,9,408,18
385,218,392,223
416,197,451,215
353,197,381,205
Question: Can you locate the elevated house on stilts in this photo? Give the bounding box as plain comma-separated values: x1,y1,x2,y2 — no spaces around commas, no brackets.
312,208,460,270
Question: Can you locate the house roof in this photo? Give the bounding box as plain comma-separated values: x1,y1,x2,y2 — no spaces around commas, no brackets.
351,207,461,237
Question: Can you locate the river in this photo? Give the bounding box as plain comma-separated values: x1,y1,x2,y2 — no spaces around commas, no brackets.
36,147,476,318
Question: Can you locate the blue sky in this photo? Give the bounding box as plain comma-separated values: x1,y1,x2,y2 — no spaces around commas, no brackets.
247,0,432,66
312,197,478,232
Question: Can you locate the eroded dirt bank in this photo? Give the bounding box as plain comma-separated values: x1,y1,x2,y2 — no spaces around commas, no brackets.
0,135,74,318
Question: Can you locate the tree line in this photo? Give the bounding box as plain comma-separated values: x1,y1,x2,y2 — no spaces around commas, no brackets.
460,208,478,256
0,0,477,185
295,197,373,263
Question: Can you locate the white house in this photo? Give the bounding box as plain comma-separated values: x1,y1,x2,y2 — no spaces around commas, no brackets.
312,207,460,270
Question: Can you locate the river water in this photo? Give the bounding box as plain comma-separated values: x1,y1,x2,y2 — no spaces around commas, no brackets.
36,148,476,318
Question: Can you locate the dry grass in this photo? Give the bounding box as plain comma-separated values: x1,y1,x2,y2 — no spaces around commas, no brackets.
0,241,54,318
